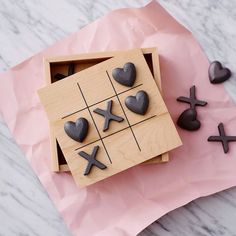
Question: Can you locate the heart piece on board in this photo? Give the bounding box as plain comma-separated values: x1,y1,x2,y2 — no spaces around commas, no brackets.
112,62,136,87
64,117,89,142
125,90,149,115
177,108,201,131
208,61,231,84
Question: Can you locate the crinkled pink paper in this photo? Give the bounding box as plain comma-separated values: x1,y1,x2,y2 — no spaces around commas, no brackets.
0,1,236,236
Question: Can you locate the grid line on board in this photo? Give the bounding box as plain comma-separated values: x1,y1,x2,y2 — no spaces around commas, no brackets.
74,115,157,151
76,82,112,164
61,83,143,119
106,70,141,151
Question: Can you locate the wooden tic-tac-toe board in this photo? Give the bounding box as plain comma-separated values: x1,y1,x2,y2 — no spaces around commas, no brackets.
38,49,181,186
45,48,169,172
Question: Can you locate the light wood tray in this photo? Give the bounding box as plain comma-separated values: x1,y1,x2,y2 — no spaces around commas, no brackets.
39,49,181,186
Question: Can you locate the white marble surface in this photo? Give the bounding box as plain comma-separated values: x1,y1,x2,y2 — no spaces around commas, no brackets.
0,0,236,235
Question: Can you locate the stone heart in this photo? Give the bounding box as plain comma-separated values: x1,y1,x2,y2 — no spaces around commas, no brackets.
177,109,201,131
208,61,231,84
112,62,136,87
125,90,149,115
64,117,89,142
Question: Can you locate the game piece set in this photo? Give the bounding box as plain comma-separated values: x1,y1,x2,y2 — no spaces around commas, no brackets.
207,61,236,153
38,48,182,186
176,60,236,154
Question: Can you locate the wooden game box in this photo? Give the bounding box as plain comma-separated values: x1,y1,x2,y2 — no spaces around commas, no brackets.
44,48,169,172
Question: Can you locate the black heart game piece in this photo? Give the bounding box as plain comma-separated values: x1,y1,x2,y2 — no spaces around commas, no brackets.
112,62,136,87
125,90,149,115
177,108,201,131
208,61,231,84
177,86,207,131
64,117,89,142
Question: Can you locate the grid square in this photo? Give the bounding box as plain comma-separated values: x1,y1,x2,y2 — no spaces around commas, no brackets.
103,129,140,167
118,82,168,126
132,113,179,156
38,77,86,121
78,70,115,106
106,58,144,94
70,140,112,186
90,97,129,138
53,109,100,152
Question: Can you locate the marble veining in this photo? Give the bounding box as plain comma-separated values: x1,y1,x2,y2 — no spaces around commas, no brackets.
0,0,236,236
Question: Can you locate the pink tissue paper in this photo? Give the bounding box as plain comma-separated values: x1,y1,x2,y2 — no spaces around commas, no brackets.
0,1,236,236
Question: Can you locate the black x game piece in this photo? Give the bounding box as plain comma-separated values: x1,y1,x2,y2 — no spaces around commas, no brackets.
79,146,107,175
54,63,75,80
177,85,207,109
208,123,236,154
93,100,124,131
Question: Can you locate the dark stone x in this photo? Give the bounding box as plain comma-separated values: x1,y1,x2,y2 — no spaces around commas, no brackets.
79,146,107,175
93,100,124,131
208,123,236,153
177,85,207,109
54,63,75,80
